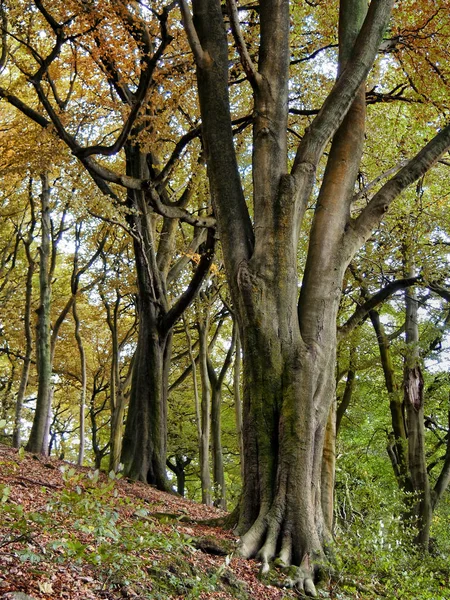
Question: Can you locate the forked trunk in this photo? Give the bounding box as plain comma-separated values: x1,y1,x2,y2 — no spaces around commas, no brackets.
236,254,343,583
185,0,422,591
120,143,171,489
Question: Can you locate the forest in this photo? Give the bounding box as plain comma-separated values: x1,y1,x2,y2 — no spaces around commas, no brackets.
0,0,450,597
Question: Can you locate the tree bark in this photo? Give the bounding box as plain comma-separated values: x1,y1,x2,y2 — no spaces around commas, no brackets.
13,187,36,448
26,174,53,456
403,268,431,548
197,308,212,506
73,298,86,467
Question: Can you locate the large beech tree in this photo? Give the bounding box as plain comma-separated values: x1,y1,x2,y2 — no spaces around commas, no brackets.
2,0,450,592
178,0,450,592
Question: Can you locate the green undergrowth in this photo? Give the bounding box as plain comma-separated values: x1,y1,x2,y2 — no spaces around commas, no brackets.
0,467,247,599
330,500,450,599
2,456,450,599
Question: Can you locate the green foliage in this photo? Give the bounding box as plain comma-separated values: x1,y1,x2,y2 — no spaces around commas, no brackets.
0,466,247,598
333,476,450,600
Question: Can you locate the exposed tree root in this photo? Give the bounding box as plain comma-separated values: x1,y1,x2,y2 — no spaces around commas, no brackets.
284,560,318,598
238,513,322,598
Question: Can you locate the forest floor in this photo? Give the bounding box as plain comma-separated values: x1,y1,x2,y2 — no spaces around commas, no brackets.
0,444,303,600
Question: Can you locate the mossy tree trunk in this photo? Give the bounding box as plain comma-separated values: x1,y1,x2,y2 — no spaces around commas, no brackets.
183,0,450,590
403,264,431,548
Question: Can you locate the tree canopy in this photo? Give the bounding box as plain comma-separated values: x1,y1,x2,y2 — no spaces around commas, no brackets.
1,0,450,596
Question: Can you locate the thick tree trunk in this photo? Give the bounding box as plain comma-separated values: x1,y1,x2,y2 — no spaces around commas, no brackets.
120,140,213,489
121,297,171,488
236,263,341,582
185,0,407,591
26,174,52,456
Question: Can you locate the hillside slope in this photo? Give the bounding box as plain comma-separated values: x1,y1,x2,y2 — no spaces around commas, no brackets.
0,445,298,600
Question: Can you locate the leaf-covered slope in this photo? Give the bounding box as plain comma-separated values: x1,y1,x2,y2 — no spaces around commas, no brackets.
0,444,297,600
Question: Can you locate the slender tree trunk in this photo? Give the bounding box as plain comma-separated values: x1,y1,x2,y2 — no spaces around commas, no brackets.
432,397,450,508
336,345,357,435
102,291,129,473
73,299,86,466
404,269,431,547
13,207,35,447
197,312,212,506
26,174,52,456
167,455,192,497
370,309,412,490
89,376,110,470
210,384,225,507
207,321,235,510
183,314,202,443
234,328,244,481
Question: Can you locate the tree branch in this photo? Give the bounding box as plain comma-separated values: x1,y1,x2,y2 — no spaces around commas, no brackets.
345,123,450,256
338,276,420,341
225,0,260,90
428,282,450,303
178,0,209,68
162,228,215,332
292,0,395,180
144,182,216,229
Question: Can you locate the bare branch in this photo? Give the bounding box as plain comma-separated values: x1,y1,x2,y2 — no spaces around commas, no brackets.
162,228,215,332
225,0,260,89
144,182,216,229
338,276,420,342
352,160,409,204
345,123,450,256
178,0,209,67
292,0,395,179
